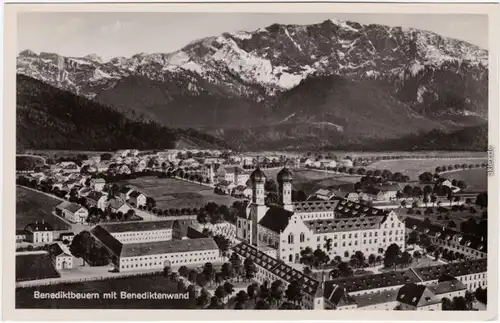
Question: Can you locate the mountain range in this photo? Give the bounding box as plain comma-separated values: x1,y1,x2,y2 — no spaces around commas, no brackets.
17,18,489,150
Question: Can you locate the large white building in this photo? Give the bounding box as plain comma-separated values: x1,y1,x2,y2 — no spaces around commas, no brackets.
236,168,406,264
92,221,174,244
92,225,220,273
54,201,89,224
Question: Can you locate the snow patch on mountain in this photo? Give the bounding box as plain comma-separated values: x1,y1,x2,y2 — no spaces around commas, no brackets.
284,28,303,52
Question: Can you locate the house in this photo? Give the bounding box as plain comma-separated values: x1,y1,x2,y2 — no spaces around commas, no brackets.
216,181,234,195
107,198,132,214
54,201,89,224
427,277,467,301
16,230,27,242
90,178,106,192
375,184,401,201
119,187,134,201
95,162,109,173
319,159,337,169
93,221,174,244
47,243,83,270
313,189,335,201
128,191,147,207
86,191,107,211
24,220,54,243
396,283,442,311
77,186,93,197
232,185,252,199
57,162,81,173
337,159,353,168
92,227,220,273
118,165,131,175
59,232,75,244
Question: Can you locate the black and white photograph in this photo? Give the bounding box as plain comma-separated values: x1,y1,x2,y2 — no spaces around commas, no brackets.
3,2,499,320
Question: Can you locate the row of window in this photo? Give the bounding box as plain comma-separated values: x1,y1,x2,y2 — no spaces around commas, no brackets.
121,256,218,269
115,230,172,237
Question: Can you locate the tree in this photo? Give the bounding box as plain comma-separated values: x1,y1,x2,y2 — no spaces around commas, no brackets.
215,285,227,302
208,296,223,309
354,251,366,268
368,254,376,266
230,253,243,281
196,288,210,308
303,266,312,277
383,244,401,269
407,231,420,247
433,250,441,261
247,283,258,304
475,287,487,304
464,291,475,310
475,193,487,209
223,282,235,301
285,280,303,305
419,172,434,183
413,250,422,261
196,273,208,288
236,290,248,305
234,302,244,310
270,280,285,307
254,299,270,310
178,265,189,278
202,262,216,286
430,194,437,207
401,251,413,266
221,262,234,280
442,297,453,310
451,296,468,310
243,258,257,281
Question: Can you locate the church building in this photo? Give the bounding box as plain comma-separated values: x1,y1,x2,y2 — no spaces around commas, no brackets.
236,167,406,264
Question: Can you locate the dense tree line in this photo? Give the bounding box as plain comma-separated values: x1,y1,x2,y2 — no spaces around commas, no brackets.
16,74,228,151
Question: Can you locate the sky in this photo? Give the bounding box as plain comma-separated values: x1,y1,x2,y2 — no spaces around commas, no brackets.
17,12,488,61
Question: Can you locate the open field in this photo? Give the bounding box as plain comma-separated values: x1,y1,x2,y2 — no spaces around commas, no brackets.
16,275,195,309
262,168,358,195
119,177,241,209
442,169,488,192
16,186,71,231
366,158,487,181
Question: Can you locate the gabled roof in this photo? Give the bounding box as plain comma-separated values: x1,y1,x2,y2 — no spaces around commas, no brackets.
232,242,321,297
129,190,144,198
405,218,487,252
92,178,106,183
304,216,385,234
108,198,127,210
121,238,218,257
397,283,440,307
119,186,132,194
315,189,333,197
97,220,174,233
56,201,84,213
293,200,339,213
86,191,104,202
326,269,420,293
323,285,356,307
334,199,387,218
427,279,467,296
258,206,294,233
25,220,53,232
413,259,487,282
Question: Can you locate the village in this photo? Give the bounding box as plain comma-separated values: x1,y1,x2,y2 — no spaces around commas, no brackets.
15,148,488,311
